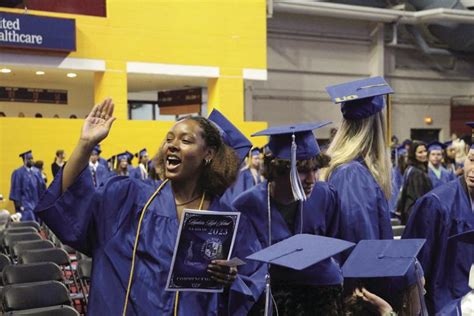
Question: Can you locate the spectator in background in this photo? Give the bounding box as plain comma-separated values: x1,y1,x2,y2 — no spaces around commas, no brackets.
69,114,78,119
0,111,6,117
34,160,48,185
35,113,43,118
18,112,25,117
427,141,455,189
396,141,433,225
9,150,46,221
53,114,60,118
51,150,66,179
89,145,110,188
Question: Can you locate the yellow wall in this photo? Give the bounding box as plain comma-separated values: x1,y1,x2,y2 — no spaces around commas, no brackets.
0,0,268,212
0,117,267,212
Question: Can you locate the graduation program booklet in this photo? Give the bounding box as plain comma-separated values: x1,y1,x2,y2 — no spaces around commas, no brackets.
166,209,241,293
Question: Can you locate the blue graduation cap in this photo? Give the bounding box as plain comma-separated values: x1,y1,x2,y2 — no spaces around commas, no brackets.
326,76,394,120
135,148,148,159
466,122,474,149
252,121,331,201
252,121,331,160
208,109,253,164
427,141,445,152
19,150,33,161
342,239,426,279
402,139,412,147
343,239,429,316
91,145,101,155
250,147,260,157
117,151,133,162
246,234,355,271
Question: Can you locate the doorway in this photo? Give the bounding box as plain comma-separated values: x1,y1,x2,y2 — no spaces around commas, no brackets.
410,129,440,143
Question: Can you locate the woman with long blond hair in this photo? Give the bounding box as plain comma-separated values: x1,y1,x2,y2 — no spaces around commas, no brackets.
323,77,393,244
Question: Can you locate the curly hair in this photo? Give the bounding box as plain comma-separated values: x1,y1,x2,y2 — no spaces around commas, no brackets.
262,152,331,181
156,116,240,197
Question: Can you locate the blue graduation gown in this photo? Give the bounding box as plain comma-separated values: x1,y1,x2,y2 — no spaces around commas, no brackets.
34,167,265,316
98,157,108,169
9,166,45,221
429,166,456,189
129,165,149,182
389,167,403,214
219,169,262,212
402,177,474,314
232,180,343,286
436,298,462,316
328,160,393,243
90,164,110,188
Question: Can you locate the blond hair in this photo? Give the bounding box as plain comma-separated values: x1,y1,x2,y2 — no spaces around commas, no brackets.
322,111,392,198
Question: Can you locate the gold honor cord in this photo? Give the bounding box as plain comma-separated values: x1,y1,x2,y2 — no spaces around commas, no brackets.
122,179,169,316
121,177,206,316
173,192,206,316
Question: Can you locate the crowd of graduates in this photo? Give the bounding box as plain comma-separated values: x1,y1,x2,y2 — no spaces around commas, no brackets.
6,77,474,316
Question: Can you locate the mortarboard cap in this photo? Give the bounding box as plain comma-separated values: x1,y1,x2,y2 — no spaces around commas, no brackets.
91,145,101,155
427,141,446,152
117,151,133,162
466,122,474,150
342,239,426,279
326,76,394,120
135,148,148,158
250,147,260,157
252,121,331,201
246,234,355,271
208,109,253,164
19,150,33,161
252,121,331,160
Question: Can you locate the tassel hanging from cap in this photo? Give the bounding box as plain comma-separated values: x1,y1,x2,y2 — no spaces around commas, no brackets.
289,134,306,202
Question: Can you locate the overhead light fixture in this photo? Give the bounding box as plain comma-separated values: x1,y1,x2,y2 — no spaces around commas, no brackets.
36,71,45,75
0,68,11,73
66,73,77,78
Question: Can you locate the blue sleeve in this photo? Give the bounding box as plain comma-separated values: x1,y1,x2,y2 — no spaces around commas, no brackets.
326,186,342,239
224,214,266,316
129,167,140,180
9,169,21,203
329,165,393,242
34,167,139,256
402,195,442,280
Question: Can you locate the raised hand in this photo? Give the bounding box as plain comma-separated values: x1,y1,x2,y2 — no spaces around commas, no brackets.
81,98,116,146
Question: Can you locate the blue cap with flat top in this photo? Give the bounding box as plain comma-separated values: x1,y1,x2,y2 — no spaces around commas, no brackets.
135,148,148,158
253,121,331,201
427,141,445,152
246,234,355,271
252,121,331,160
250,147,260,157
208,109,253,164
466,122,474,149
91,145,101,155
342,239,426,278
19,150,33,161
326,76,394,120
117,151,133,162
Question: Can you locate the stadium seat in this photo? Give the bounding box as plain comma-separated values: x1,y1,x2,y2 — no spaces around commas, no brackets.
3,262,62,285
13,240,55,259
9,221,40,232
4,305,79,316
2,281,71,311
